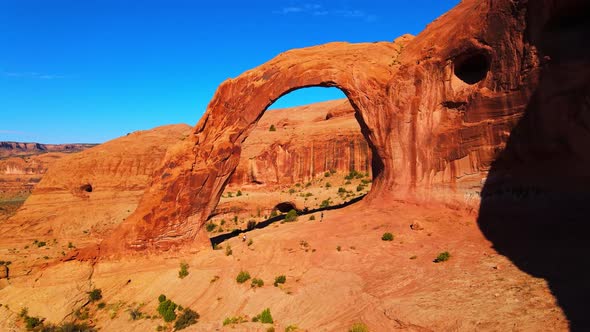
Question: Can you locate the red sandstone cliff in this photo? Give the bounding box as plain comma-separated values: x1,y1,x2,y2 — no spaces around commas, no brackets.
227,99,371,188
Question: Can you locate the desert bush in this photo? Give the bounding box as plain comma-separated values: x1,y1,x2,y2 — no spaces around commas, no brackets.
24,315,43,330
225,245,233,256
434,251,451,263
273,275,286,287
247,220,257,230
223,316,247,325
284,209,298,222
319,199,331,208
88,288,102,302
288,188,296,194
285,325,299,332
236,271,251,284
251,278,264,288
269,124,276,132
254,308,273,324
178,262,189,279
157,298,177,322
236,190,243,196
206,223,216,232
381,233,394,241
129,308,142,320
338,187,347,193
174,308,199,330
97,302,106,309
309,215,316,221
349,322,369,332
247,239,253,246
356,185,365,192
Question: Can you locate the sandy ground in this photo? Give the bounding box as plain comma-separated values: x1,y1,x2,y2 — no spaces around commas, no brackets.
0,199,568,331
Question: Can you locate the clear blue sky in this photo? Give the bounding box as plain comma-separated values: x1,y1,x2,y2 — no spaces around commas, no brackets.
0,0,459,143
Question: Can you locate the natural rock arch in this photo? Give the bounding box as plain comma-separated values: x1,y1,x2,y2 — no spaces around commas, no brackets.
100,42,407,253
93,0,562,255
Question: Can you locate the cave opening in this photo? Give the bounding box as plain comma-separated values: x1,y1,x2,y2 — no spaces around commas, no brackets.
206,86,377,239
80,184,93,193
453,52,490,85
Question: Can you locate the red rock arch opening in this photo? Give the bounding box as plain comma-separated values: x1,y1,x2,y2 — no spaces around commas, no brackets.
205,86,376,237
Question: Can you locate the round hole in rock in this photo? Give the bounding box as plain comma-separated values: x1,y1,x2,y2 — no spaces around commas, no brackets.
275,202,297,213
80,184,93,193
454,53,490,85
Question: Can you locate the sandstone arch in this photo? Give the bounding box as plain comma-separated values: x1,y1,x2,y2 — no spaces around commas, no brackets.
95,0,559,255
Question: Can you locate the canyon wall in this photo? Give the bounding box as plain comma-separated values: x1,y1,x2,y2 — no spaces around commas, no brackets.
227,99,371,188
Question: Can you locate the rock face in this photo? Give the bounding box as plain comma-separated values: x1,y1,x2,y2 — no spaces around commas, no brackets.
227,99,371,187
0,125,192,243
91,0,589,255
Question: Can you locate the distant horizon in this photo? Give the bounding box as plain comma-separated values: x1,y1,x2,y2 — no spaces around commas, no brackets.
1,1,460,144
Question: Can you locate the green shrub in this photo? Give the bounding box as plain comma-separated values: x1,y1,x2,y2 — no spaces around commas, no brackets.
284,209,298,222
349,322,369,332
251,278,264,288
270,210,278,218
88,288,102,302
325,182,332,188
68,242,75,249
381,232,394,241
324,171,331,177
308,215,315,221
157,299,177,322
338,187,347,193
356,185,364,192
288,188,296,194
206,223,216,232
236,271,251,284
178,262,189,279
434,251,451,263
158,294,166,303
24,315,43,330
273,275,286,287
37,241,46,248
254,308,273,324
174,308,199,330
319,199,331,208
98,302,106,309
269,125,276,132
236,190,242,196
